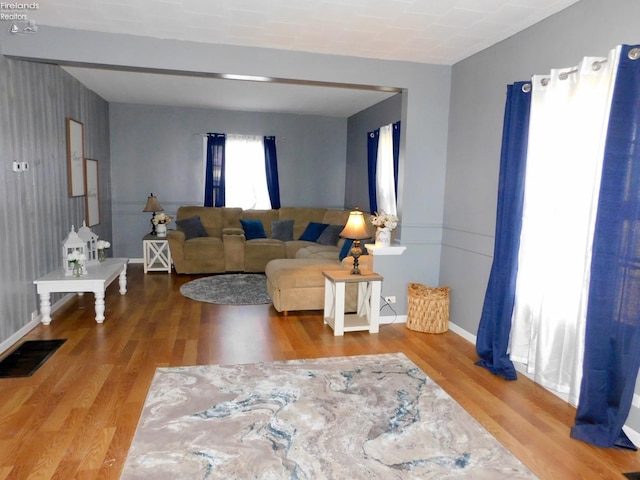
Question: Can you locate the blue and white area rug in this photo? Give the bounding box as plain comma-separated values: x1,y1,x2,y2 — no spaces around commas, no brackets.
121,353,537,479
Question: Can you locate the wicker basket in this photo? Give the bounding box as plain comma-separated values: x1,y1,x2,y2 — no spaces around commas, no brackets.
406,283,450,334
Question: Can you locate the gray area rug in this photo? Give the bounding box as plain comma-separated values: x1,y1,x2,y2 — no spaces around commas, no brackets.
122,353,538,479
179,273,271,305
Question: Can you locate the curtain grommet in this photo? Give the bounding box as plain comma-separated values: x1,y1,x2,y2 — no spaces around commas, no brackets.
521,83,531,93
628,47,640,60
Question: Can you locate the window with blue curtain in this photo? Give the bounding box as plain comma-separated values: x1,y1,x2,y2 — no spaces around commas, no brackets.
203,133,280,209
477,44,640,450
367,120,400,214
204,133,225,207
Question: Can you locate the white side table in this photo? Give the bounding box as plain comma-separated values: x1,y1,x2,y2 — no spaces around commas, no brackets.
143,234,172,273
322,270,383,336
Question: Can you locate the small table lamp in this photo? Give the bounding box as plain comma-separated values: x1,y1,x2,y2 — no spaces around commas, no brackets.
143,193,164,235
340,208,371,275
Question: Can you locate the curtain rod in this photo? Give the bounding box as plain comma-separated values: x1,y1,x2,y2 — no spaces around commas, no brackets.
536,58,609,87
193,133,284,140
522,47,639,93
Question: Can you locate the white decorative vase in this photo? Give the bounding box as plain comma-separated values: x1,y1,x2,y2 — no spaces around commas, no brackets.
375,227,391,247
156,224,167,238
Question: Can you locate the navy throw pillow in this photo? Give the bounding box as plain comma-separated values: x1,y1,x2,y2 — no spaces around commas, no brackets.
271,220,294,242
176,216,208,240
316,224,344,246
240,219,267,240
299,222,329,242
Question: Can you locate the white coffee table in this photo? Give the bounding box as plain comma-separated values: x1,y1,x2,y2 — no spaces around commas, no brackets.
33,258,129,325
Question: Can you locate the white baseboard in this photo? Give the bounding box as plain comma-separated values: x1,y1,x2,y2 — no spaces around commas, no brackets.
448,321,476,343
0,318,41,356
380,314,406,325
0,293,76,355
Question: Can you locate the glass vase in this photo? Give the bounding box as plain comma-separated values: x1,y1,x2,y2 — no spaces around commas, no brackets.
98,248,106,262
72,262,82,277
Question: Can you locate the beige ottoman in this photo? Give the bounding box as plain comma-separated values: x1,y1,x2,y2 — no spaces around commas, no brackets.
266,259,359,314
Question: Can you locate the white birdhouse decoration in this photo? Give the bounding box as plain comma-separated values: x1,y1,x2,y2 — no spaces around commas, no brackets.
62,225,88,276
78,221,99,264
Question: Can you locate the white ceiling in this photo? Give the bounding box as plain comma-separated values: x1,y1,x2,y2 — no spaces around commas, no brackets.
18,0,581,116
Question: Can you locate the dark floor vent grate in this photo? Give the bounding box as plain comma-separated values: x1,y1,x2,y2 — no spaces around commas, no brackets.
0,339,66,378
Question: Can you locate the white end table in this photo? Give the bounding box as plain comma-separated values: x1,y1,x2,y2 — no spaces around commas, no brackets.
322,270,383,336
143,234,172,273
33,258,129,325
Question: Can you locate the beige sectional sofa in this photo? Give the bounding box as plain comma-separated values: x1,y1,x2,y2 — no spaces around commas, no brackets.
167,205,375,313
167,206,368,274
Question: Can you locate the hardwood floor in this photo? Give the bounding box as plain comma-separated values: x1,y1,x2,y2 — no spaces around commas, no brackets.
1,264,638,479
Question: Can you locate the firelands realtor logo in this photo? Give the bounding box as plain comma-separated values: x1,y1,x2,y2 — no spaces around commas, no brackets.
1,2,39,34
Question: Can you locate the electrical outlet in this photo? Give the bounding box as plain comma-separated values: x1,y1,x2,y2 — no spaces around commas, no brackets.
31,310,39,322
384,296,396,304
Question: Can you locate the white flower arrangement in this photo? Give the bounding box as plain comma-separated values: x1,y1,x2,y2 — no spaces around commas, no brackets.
370,211,399,230
152,212,172,225
67,250,87,265
97,240,111,249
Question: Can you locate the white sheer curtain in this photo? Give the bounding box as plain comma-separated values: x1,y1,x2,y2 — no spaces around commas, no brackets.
508,47,620,405
225,134,271,210
376,123,397,216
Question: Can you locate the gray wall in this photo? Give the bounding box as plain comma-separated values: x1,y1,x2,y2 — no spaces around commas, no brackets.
442,0,640,430
345,93,403,210
345,93,408,311
0,44,111,346
2,26,452,318
110,103,347,258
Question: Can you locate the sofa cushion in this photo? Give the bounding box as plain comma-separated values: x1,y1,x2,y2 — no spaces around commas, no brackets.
299,222,329,241
240,219,267,240
265,259,342,289
244,238,287,272
271,219,294,241
284,240,317,259
321,209,352,227
296,245,340,260
316,224,343,246
183,236,223,260
176,216,209,240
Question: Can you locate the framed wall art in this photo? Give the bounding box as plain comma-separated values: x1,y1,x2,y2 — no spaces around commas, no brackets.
66,117,85,197
84,158,100,226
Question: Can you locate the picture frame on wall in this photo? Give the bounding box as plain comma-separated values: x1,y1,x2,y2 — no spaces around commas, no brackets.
84,158,100,226
66,117,85,197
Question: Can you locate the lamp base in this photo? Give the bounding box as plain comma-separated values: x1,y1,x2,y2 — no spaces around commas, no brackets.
350,241,363,275
149,212,157,235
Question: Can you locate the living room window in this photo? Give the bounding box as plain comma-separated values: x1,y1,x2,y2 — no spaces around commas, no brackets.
367,121,400,215
376,123,397,215
225,134,271,210
204,133,281,209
